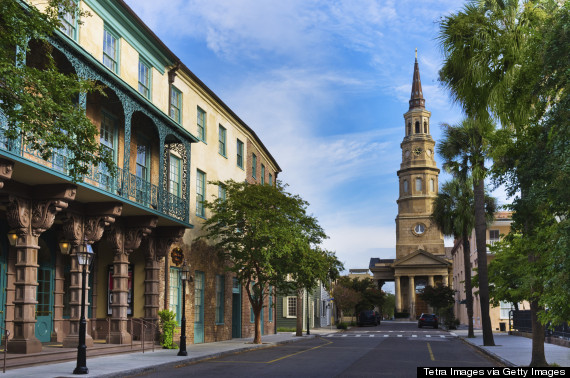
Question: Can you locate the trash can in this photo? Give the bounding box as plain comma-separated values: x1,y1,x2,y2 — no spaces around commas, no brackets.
499,322,506,332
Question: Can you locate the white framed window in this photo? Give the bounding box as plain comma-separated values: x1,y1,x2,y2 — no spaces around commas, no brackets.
403,179,408,193
430,178,435,192
415,177,422,192
499,301,512,320
489,229,500,246
103,28,119,73
138,59,151,99
59,0,78,40
284,296,297,318
196,169,206,217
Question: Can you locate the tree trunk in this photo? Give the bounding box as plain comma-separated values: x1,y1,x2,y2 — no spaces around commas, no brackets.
529,299,548,367
253,303,262,344
295,289,303,336
473,176,495,346
462,234,475,338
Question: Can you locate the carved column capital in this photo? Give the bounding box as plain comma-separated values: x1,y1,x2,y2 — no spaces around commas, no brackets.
124,216,158,253
6,195,31,235
0,158,14,189
154,227,185,261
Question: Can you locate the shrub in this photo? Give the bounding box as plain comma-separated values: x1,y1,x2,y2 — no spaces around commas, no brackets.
337,322,348,330
158,309,178,349
277,327,296,332
394,312,410,318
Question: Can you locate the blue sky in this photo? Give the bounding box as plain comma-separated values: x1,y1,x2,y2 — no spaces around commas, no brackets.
124,0,508,286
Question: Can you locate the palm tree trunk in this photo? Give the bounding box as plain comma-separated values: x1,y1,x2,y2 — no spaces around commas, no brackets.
473,176,495,346
461,234,475,338
529,299,548,367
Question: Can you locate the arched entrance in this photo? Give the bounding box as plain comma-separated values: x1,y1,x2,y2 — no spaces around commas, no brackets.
36,232,56,342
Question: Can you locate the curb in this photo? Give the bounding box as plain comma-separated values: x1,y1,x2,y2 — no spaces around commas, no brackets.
459,337,515,368
99,335,318,378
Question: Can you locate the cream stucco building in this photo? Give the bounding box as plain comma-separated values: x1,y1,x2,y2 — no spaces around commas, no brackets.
370,53,452,319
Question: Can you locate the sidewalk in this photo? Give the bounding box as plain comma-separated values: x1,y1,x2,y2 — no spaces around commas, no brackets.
455,329,570,367
2,328,338,378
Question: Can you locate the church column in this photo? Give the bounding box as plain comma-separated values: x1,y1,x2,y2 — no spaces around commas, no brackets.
5,185,76,353
409,275,415,319
442,274,448,286
394,276,401,313
428,275,434,287
107,217,157,344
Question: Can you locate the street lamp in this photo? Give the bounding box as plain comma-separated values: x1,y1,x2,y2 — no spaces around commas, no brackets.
73,239,94,375
178,260,192,356
7,231,18,247
59,240,71,255
306,291,310,336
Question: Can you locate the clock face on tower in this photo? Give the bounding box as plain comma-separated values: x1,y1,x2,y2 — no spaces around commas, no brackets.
413,147,423,156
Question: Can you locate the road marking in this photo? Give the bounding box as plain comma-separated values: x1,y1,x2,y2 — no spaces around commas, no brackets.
342,334,348,337
426,335,431,338
440,335,445,338
267,339,334,364
383,335,389,337
326,335,334,337
356,335,361,337
369,335,375,338
427,343,435,361
450,333,457,336
397,335,402,338
412,335,418,338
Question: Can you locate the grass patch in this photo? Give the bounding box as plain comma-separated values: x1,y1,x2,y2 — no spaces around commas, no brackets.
277,327,296,332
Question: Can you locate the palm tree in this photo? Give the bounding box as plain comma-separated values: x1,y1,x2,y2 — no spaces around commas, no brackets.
437,118,495,346
432,177,496,338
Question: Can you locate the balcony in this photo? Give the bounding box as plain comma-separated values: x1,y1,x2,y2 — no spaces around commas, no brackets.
0,129,189,225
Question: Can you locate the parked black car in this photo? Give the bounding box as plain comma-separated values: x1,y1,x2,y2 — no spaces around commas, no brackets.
358,310,379,326
418,313,438,329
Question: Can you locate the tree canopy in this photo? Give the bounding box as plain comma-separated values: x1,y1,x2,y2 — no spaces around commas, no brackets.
201,180,343,343
0,0,114,180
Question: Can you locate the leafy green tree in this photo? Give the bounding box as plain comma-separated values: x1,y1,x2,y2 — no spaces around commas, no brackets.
331,284,360,325
335,277,385,316
0,0,114,180
432,177,496,337
418,284,456,322
200,180,341,344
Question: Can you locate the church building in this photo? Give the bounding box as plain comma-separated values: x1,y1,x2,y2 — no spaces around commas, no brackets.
370,52,452,319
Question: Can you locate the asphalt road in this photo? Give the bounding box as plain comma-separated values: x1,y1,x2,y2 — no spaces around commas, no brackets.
138,322,500,377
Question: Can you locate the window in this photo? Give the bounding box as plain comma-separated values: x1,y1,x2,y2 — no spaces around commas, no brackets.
215,275,225,324
218,184,226,201
99,111,116,189
196,169,206,217
197,107,206,142
430,178,435,192
59,1,78,39
268,173,273,186
414,224,425,235
170,86,182,124
138,59,151,99
136,136,150,202
403,179,408,193
286,296,297,318
415,178,422,192
424,121,428,133
268,286,273,322
169,268,181,324
415,121,420,133
261,164,265,185
218,125,226,156
169,154,181,197
407,122,412,136
236,139,244,168
252,153,257,179
500,301,512,320
103,28,119,73
489,229,500,246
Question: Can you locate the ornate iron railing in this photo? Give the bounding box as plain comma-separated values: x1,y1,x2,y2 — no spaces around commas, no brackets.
0,128,187,223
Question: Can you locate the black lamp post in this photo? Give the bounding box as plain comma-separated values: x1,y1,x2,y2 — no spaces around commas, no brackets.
306,290,310,336
73,239,94,375
178,260,192,356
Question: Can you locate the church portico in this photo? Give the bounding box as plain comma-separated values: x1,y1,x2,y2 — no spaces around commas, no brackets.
370,51,452,320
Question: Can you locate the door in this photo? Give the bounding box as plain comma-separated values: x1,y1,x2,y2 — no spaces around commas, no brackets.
36,234,55,343
231,278,241,338
193,271,204,344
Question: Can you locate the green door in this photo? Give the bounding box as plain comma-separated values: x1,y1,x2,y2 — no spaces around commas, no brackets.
231,278,241,338
193,271,204,344
36,234,55,343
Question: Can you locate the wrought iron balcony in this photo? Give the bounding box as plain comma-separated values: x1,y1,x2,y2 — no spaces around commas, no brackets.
0,130,189,224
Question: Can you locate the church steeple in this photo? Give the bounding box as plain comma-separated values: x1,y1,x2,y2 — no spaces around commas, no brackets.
409,48,425,110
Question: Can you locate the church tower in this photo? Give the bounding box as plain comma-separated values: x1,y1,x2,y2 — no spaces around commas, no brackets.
395,50,445,259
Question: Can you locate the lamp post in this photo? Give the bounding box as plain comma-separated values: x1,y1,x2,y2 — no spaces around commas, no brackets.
178,260,191,356
73,239,94,375
306,290,310,336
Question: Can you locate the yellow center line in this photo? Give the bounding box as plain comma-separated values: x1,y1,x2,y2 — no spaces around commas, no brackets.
427,342,435,361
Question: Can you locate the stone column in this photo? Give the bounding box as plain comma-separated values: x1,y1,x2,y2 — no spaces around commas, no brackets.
394,276,401,313
428,275,434,287
142,228,184,324
61,204,121,348
442,274,448,286
107,217,157,344
5,185,76,354
409,275,415,319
